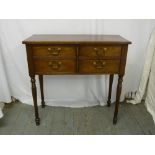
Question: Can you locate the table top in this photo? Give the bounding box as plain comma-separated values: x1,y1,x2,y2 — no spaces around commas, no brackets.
22,34,131,45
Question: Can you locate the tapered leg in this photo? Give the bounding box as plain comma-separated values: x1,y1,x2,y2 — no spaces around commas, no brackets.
113,75,123,125
39,75,45,108
30,75,40,126
107,74,114,107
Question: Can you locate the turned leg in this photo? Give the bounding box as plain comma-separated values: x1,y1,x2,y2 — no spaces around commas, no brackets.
39,75,45,108
107,74,114,107
30,75,40,126
113,75,123,125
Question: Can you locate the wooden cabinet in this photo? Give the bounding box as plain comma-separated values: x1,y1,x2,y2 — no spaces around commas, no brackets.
23,34,131,126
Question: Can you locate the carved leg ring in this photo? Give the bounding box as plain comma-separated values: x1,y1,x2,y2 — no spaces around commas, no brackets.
31,76,40,126
113,75,123,125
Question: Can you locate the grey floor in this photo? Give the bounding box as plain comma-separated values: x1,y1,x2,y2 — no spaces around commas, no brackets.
0,101,155,135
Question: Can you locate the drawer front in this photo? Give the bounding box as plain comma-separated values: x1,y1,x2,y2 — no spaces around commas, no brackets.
33,46,76,58
79,60,120,74
34,59,76,74
79,46,122,58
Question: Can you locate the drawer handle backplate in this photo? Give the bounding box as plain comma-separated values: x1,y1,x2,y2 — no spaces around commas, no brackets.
48,47,62,56
94,47,107,56
93,61,106,69
48,61,62,70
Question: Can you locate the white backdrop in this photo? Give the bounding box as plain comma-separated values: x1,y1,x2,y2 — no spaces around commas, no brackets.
127,28,155,123
0,19,155,109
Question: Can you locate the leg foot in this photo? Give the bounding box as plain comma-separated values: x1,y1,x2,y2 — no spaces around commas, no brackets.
107,101,111,107
113,116,117,125
35,117,40,126
41,102,45,108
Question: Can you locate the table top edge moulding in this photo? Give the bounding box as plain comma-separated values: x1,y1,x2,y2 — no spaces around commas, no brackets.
23,34,131,126
22,34,131,45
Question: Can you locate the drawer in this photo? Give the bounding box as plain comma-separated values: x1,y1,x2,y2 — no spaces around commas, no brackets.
34,59,76,74
32,45,76,58
79,45,122,58
79,60,120,74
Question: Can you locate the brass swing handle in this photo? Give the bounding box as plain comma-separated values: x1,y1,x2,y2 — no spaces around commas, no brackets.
94,47,107,56
93,61,106,69
48,61,62,70
48,47,62,56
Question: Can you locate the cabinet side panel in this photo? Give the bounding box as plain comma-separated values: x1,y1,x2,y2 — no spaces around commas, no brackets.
119,45,128,75
26,45,34,76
